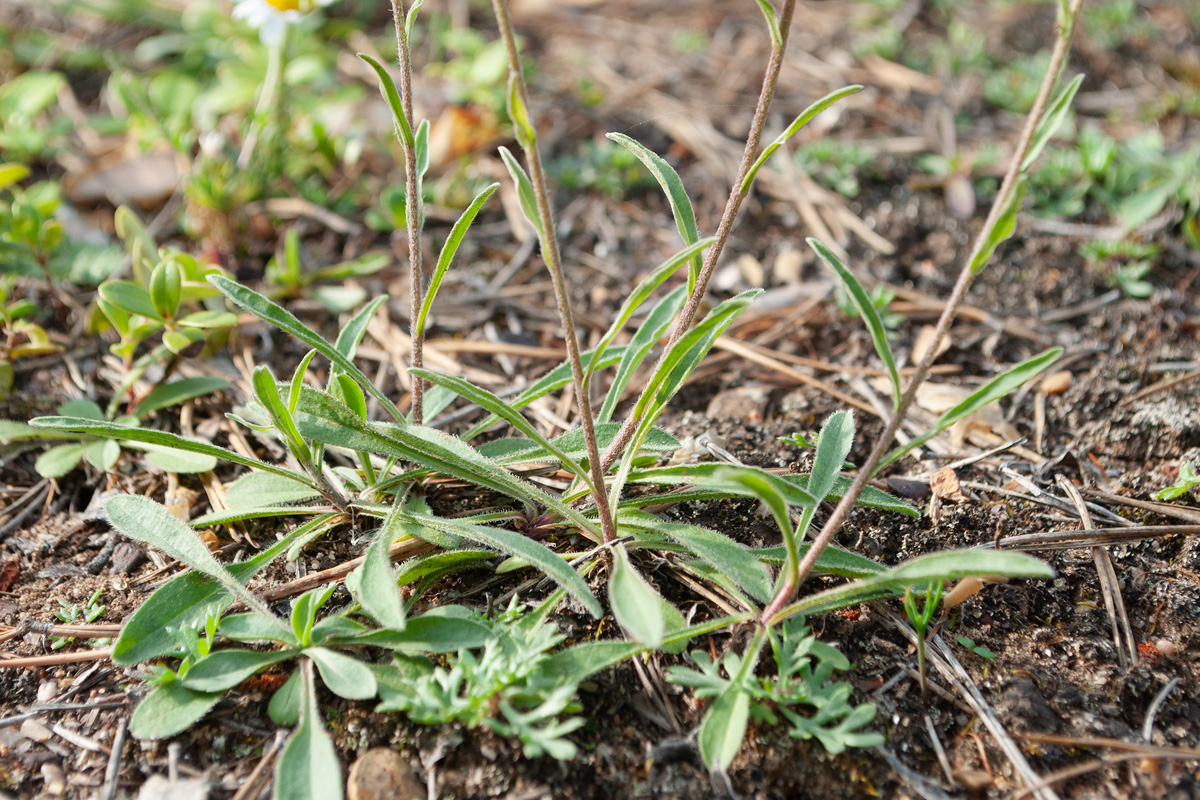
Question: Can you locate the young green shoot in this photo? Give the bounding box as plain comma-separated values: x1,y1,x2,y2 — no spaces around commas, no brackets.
902,581,943,699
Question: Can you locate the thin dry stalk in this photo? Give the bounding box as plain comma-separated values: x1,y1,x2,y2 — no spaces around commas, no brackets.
389,0,427,424
491,0,617,543
767,0,1087,621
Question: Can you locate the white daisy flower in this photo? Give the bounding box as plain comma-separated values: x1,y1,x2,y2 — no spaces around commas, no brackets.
231,0,338,46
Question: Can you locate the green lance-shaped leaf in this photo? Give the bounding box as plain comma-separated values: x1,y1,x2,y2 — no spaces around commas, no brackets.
742,86,864,194
1022,74,1085,172
111,513,338,665
700,686,751,771
755,0,782,47
225,471,322,509
878,347,1062,471
130,681,222,740
716,466,803,592
400,511,602,618
134,376,230,419
599,286,686,423
808,411,855,505
275,662,344,800
347,527,407,632
753,540,886,579
290,385,602,539
404,0,424,38
608,291,760,507
290,350,318,414
411,368,591,486
773,549,1054,622
632,290,762,425
149,260,182,320
208,275,402,421
656,522,774,604
498,146,542,232
507,74,537,151
268,670,302,726
30,417,319,491
105,494,287,631
606,132,703,294
98,280,162,321
306,647,378,701
587,237,715,389
808,238,900,410
183,649,296,693
332,296,387,377
253,366,311,465
609,544,666,648
968,174,1028,275
462,345,628,439
626,462,816,507
357,53,413,149
793,410,856,543
415,183,499,341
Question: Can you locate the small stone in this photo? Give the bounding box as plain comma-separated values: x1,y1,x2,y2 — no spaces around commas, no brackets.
952,768,993,794
737,254,764,286
706,385,770,423
111,542,146,574
40,762,66,796
1155,639,1178,658
20,718,52,743
772,248,803,284
1002,678,1059,733
1040,370,1072,395
347,748,424,800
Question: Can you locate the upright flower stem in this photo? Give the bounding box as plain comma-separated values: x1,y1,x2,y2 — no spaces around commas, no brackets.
600,0,798,473
389,0,426,425
763,0,1087,625
491,0,617,543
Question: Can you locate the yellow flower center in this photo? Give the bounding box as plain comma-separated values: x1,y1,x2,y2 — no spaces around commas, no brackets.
265,0,302,10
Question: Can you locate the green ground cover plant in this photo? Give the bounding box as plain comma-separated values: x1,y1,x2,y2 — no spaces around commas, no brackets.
2,0,1118,797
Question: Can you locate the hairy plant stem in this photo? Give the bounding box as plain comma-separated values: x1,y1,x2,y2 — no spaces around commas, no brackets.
762,0,1086,626
491,0,617,544
390,0,426,425
600,0,798,473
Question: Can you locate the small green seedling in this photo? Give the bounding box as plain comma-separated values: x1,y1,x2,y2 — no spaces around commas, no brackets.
51,589,107,650
1155,462,1200,501
903,581,942,698
954,636,996,660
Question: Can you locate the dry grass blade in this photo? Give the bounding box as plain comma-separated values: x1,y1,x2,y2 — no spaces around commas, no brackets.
1056,476,1137,666
993,524,1200,551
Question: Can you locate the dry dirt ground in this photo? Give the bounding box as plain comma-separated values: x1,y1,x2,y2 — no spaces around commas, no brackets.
2,1,1200,798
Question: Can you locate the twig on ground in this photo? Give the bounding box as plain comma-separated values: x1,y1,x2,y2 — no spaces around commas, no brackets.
991,524,1200,551
100,716,128,800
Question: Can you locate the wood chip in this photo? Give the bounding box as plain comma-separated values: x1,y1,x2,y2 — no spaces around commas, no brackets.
929,467,966,503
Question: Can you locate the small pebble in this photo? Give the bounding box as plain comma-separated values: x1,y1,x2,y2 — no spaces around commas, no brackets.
1040,370,1072,395
1155,639,1177,658
706,385,770,423
347,748,423,800
41,762,66,796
